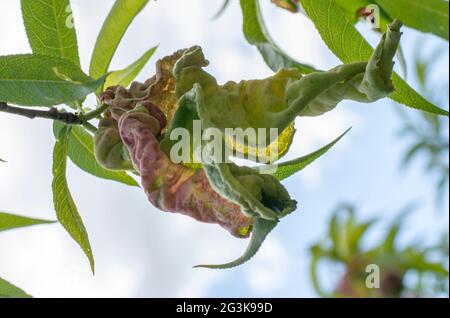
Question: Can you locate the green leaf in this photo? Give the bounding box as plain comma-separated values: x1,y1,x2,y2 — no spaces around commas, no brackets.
89,0,150,83
104,46,158,89
52,125,94,273
263,128,351,180
0,277,31,298
194,218,278,269
300,0,449,117
53,122,138,186
240,0,316,74
0,54,103,107
21,0,80,66
0,212,55,232
374,0,449,40
0,158,6,162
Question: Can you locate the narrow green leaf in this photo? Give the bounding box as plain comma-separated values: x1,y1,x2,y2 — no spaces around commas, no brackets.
104,46,158,89
374,0,449,40
53,122,138,186
300,0,449,117
0,277,31,298
194,218,278,269
0,158,6,162
263,128,351,181
52,125,95,273
0,54,103,107
89,0,150,82
240,0,316,74
0,212,55,232
21,0,81,65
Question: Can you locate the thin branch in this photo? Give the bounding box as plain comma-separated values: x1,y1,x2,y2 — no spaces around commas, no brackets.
0,101,83,125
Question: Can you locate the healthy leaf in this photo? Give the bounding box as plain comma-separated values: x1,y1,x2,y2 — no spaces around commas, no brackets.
374,0,449,40
0,54,103,107
0,212,55,232
262,128,351,180
89,0,150,83
300,0,449,116
52,125,94,273
21,0,81,65
194,218,278,269
0,277,31,298
0,158,6,162
104,46,158,89
53,122,138,186
240,0,316,74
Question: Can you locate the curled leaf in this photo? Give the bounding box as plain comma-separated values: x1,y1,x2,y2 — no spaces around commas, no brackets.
117,106,253,238
195,218,278,269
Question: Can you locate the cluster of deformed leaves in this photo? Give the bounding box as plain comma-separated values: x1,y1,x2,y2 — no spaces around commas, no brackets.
91,18,405,267
310,205,449,298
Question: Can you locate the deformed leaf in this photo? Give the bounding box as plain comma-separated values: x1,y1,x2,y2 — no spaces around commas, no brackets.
194,218,278,269
0,212,55,232
0,277,31,298
104,46,158,89
53,122,138,186
300,0,449,116
240,0,316,74
21,0,81,66
52,125,95,273
0,54,103,107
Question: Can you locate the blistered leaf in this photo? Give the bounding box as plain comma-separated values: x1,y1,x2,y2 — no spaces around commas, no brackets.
300,0,449,116
104,46,158,89
203,162,297,221
52,125,95,273
117,106,253,237
0,54,103,107
194,218,278,269
21,0,80,66
165,32,401,163
0,277,31,298
90,0,150,83
0,212,55,232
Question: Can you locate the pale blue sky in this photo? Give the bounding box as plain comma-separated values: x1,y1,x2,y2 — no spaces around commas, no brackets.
0,0,448,297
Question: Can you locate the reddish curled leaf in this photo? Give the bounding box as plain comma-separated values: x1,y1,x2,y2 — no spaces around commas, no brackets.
101,49,184,126
117,106,253,238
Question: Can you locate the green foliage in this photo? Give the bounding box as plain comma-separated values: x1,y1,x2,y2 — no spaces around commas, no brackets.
0,277,31,298
104,46,158,89
398,43,449,202
299,0,448,117
20,0,80,65
0,212,55,232
52,125,94,273
240,0,316,74
266,128,351,181
374,0,449,40
0,55,103,107
53,122,138,186
310,205,449,297
89,0,150,86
